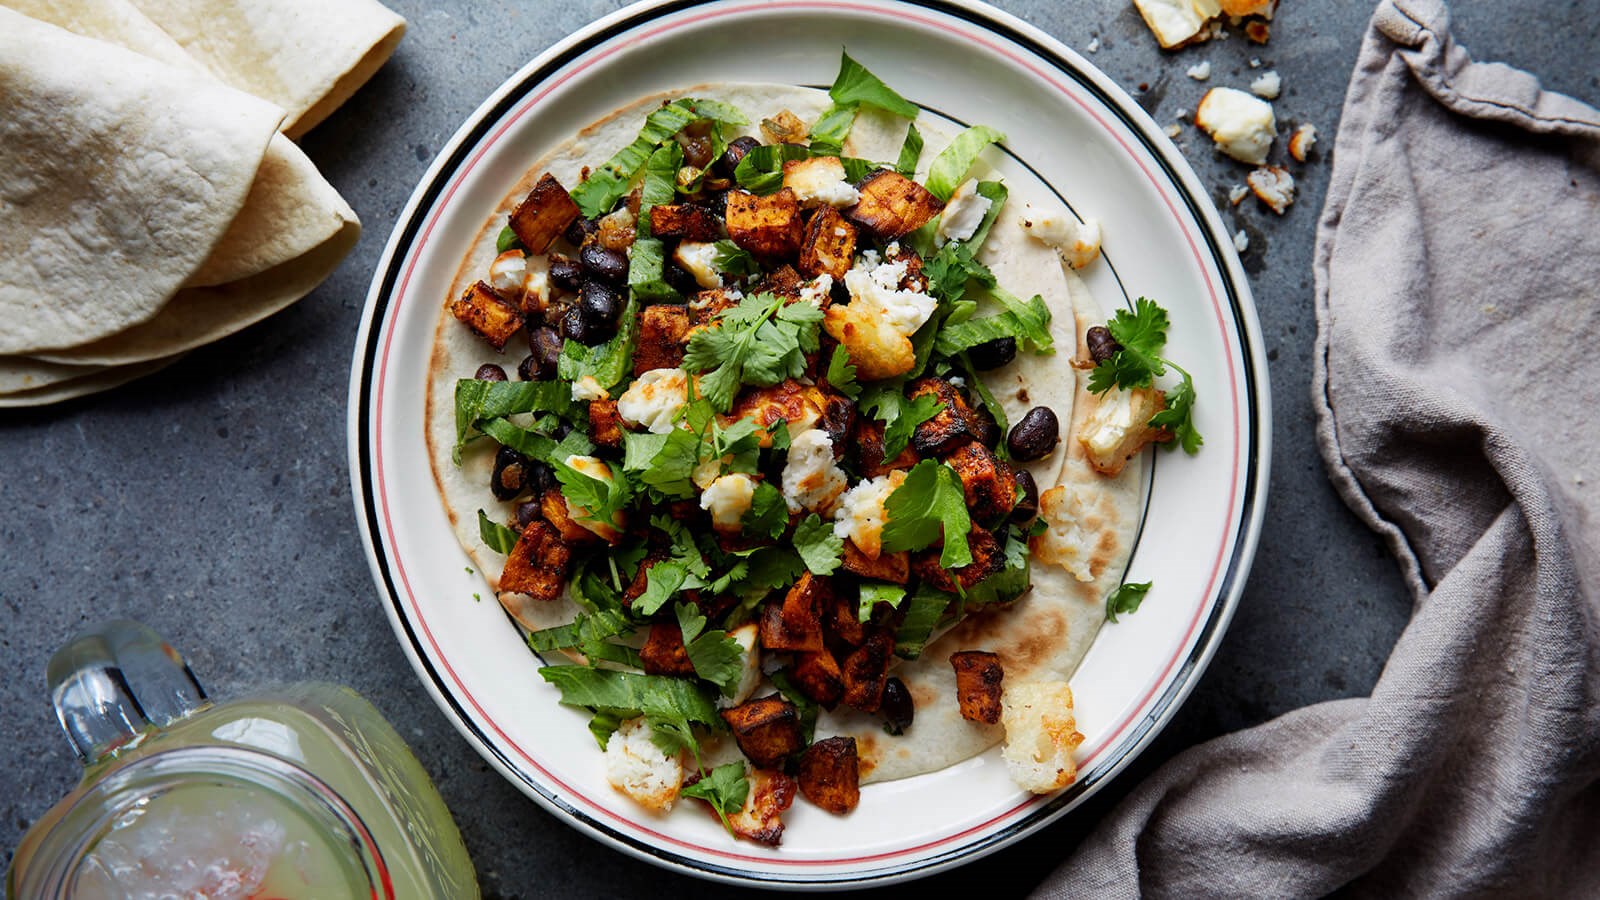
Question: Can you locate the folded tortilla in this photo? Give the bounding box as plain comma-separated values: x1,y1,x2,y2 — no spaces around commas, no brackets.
0,356,182,409
0,8,283,355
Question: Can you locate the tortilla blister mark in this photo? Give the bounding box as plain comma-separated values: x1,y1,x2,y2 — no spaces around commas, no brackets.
0,8,283,355
0,355,182,409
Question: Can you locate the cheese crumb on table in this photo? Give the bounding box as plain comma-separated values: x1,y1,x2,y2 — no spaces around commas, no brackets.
1186,60,1212,81
1248,165,1296,214
1195,87,1276,165
1250,70,1282,99
1288,123,1318,162
1233,229,1250,253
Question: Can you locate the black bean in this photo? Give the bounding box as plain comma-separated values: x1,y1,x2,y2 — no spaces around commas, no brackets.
515,500,542,528
1007,406,1060,461
517,354,538,382
474,363,507,382
526,459,556,495
552,421,573,440
491,446,532,501
881,677,914,736
713,135,761,178
580,243,628,285
1011,469,1040,525
564,216,599,247
526,327,563,379
664,260,699,295
1086,325,1122,364
970,402,1001,448
967,336,1017,370
548,254,583,293
560,305,600,344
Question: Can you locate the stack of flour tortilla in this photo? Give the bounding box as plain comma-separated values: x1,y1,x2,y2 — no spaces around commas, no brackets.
0,0,405,406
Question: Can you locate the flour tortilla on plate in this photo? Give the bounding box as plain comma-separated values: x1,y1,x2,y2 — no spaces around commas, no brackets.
126,0,405,139
0,8,282,355
423,85,1141,783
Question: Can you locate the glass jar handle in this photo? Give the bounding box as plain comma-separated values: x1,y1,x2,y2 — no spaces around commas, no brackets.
46,619,207,766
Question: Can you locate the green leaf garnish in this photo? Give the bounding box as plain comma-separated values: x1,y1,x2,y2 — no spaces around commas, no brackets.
807,103,856,157
880,459,972,568
793,514,844,576
827,50,920,119
925,125,1005,202
861,387,942,459
477,510,519,554
742,481,789,540
675,602,746,696
712,240,761,278
538,666,722,725
825,345,860,400
630,559,689,617
895,122,923,177
570,98,745,218
681,292,823,412
1087,298,1202,453
733,143,811,193
1105,581,1153,623
1149,361,1203,454
681,761,750,835
892,585,952,659
496,225,521,253
857,582,907,622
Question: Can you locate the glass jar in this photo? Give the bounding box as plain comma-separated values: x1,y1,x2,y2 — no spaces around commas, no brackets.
7,620,480,899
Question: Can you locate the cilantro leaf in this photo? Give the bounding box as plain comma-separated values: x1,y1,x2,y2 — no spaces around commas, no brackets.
895,123,923,177
712,240,760,278
623,428,699,499
793,514,844,575
477,510,518,554
862,387,943,459
682,762,750,835
825,345,861,400
828,50,920,118
538,666,721,725
552,456,630,536
858,582,907,622
652,515,712,579
1105,581,1153,623
645,714,702,766
1091,298,1170,392
526,609,640,668
631,560,689,617
454,379,575,462
925,125,1005,202
675,603,746,696
1149,361,1203,454
743,481,789,540
496,225,521,253
880,460,973,568
682,292,822,411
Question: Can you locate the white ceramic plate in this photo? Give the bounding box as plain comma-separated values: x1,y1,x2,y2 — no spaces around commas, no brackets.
349,0,1270,887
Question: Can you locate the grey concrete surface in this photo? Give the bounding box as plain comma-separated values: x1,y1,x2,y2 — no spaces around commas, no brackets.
3,1,1595,896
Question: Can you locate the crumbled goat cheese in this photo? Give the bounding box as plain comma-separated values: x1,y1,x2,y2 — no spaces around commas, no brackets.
1288,123,1317,162
781,429,848,514
843,252,937,336
798,274,833,307
1228,183,1250,205
1247,165,1296,214
1087,37,1101,52
1185,60,1212,81
1032,483,1103,582
1195,87,1275,165
700,473,756,532
719,624,762,707
936,180,993,246
782,155,860,208
1019,203,1102,269
1001,682,1084,794
672,240,724,290
1250,70,1281,99
617,367,688,434
488,250,528,297
571,375,609,402
1233,229,1250,253
604,717,684,812
831,471,907,559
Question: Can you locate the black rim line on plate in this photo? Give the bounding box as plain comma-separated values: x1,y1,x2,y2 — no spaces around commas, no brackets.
353,0,1263,885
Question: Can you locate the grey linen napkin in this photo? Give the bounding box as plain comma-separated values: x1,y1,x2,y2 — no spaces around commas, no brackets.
1035,0,1600,895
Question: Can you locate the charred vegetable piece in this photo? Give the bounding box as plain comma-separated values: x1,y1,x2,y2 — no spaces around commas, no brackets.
720,694,805,768
509,173,581,253
450,281,524,351
725,188,805,259
915,524,1006,592
541,488,599,545
789,650,845,709
758,264,807,300
724,767,796,846
689,287,742,327
782,573,831,634
839,542,909,584
497,520,573,601
944,442,1019,524
825,587,867,648
845,170,944,239
640,622,697,677
840,630,895,712
797,737,860,814
649,204,722,242
759,589,825,653
588,398,624,449
814,389,855,452
799,205,858,281
908,377,981,456
950,650,1005,724
852,418,919,479
633,305,691,374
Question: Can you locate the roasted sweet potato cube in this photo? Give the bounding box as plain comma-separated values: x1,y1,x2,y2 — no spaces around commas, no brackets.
846,170,944,239
726,188,804,259
825,588,867,648
541,488,598,545
450,281,523,351
509,173,580,253
908,377,980,456
759,597,824,653
640,622,697,677
913,525,1006,593
945,442,1018,523
758,264,806,300
814,387,855,450
797,736,860,814
839,542,909,584
588,398,624,449
725,767,796,846
950,650,1005,724
497,520,571,600
720,694,805,768
689,287,740,327
633,305,690,374
790,650,845,709
648,203,722,241
622,554,668,609
851,418,918,479
782,573,830,631
799,206,857,280
841,630,894,712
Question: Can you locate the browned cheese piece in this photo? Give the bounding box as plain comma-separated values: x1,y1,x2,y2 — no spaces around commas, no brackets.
497,519,572,601
648,203,722,241
633,305,690,374
725,188,804,259
1079,385,1173,477
950,650,1005,724
450,281,523,351
509,173,580,253
845,171,944,239
540,488,599,545
759,592,825,653
822,303,914,381
797,736,861,814
799,205,858,280
720,694,805,768
639,622,697,677
839,542,910,584
758,264,806,300
913,525,1006,593
725,379,823,448
944,441,1018,523
851,418,919,479
908,377,981,456
587,398,624,449
726,767,797,846
840,630,894,712
790,649,845,709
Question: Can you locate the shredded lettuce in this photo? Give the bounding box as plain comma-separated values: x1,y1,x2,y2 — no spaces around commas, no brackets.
538,666,722,725
925,125,1006,202
477,510,519,554
895,122,924,177
556,297,638,390
828,50,920,118
733,143,810,193
807,103,856,157
569,98,746,218
893,586,952,660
